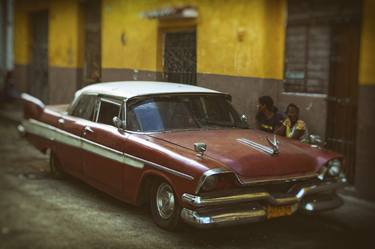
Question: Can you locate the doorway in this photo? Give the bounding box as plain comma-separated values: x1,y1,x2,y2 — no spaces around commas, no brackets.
326,21,361,182
284,0,362,183
28,10,49,103
80,0,101,87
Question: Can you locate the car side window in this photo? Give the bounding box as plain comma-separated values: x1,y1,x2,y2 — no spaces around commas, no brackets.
96,99,121,126
71,95,97,120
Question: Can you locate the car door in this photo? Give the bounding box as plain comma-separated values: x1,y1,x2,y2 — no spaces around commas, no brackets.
81,97,129,198
55,94,97,177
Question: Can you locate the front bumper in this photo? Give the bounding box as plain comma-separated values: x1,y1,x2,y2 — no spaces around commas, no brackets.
180,178,346,228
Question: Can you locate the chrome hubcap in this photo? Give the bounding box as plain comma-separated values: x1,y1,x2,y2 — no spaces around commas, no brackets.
156,183,175,219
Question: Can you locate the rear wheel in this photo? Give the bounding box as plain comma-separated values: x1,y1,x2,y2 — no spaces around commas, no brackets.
150,181,181,230
49,152,63,179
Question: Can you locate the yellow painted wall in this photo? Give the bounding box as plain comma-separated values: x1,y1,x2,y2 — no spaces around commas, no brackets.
359,0,375,85
102,0,286,80
198,0,285,80
102,0,159,71
49,0,80,67
14,0,81,68
15,0,286,79
14,0,49,65
15,0,373,84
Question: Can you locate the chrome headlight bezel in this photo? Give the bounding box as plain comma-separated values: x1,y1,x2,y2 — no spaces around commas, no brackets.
195,168,237,194
318,158,344,180
328,159,341,177
201,175,219,192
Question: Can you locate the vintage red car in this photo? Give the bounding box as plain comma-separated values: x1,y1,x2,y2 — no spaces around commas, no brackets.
18,81,347,230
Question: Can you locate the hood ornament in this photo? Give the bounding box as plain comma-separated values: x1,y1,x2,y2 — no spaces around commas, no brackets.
266,135,279,155
237,135,280,156
194,142,207,158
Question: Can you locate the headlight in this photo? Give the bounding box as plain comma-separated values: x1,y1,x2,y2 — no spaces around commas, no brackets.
196,168,238,193
318,159,343,180
327,159,342,177
201,175,218,192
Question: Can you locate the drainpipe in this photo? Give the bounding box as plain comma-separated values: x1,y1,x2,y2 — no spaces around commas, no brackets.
5,0,13,72
0,0,4,89
0,0,13,92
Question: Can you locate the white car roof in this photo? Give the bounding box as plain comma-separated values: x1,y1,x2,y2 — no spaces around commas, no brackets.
76,81,224,99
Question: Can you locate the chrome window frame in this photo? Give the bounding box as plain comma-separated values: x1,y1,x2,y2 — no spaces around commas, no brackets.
94,96,123,125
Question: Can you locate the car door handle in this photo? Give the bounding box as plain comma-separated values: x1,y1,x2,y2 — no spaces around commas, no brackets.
83,126,93,135
58,118,65,125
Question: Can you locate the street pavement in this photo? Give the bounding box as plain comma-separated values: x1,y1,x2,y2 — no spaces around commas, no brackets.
0,116,374,249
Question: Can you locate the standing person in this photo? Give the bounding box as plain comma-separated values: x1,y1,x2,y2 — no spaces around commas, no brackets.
276,103,307,140
255,96,284,133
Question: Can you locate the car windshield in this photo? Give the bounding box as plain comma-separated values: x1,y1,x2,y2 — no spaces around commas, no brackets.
126,95,245,132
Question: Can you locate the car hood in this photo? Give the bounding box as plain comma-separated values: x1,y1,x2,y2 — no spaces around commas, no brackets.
149,129,337,180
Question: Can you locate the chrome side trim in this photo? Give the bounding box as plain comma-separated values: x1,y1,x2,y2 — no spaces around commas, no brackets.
23,119,143,168
124,152,194,181
237,138,278,156
195,168,232,194
22,119,194,180
182,179,347,207
236,172,319,186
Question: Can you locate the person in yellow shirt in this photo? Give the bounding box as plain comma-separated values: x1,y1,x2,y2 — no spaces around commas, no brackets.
276,103,307,140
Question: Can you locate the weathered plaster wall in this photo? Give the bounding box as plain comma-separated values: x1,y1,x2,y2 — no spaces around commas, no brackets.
359,0,375,86
13,0,81,103
101,0,286,80
101,0,286,128
49,0,81,68
14,0,81,67
14,0,49,66
355,0,375,201
197,0,285,79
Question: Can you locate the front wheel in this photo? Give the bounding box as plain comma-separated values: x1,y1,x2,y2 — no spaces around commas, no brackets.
150,181,181,230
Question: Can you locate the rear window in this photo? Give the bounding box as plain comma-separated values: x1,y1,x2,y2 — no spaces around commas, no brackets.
71,95,97,120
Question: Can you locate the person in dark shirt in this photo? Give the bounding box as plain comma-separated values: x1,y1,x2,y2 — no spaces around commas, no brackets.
255,96,284,133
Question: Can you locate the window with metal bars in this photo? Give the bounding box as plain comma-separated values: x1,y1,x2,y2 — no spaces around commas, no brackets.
284,24,331,94
163,30,197,85
284,0,361,94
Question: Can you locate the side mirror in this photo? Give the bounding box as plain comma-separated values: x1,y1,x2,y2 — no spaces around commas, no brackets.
112,116,125,130
239,114,249,128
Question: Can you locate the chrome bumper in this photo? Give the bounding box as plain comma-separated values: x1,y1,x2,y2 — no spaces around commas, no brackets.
181,204,268,228
180,179,346,228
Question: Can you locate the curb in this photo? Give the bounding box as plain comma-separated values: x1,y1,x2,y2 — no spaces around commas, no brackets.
339,194,375,210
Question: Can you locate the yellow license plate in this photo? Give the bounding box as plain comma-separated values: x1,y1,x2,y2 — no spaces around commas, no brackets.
266,205,293,219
